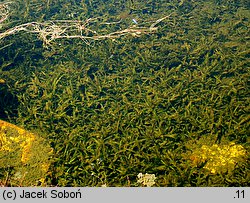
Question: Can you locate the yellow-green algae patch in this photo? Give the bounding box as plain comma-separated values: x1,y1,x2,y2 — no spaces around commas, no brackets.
0,120,53,186
184,136,247,174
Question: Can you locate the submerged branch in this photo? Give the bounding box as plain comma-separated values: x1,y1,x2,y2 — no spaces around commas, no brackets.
0,1,172,48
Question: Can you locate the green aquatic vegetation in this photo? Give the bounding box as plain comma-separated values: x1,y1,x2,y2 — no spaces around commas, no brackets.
0,0,249,186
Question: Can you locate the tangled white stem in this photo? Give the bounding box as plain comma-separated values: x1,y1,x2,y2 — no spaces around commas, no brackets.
0,2,11,24
0,2,173,47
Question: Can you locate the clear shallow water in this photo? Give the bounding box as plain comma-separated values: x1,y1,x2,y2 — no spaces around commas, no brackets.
0,0,249,186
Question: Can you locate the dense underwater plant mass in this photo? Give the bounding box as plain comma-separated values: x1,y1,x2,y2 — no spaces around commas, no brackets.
0,0,249,186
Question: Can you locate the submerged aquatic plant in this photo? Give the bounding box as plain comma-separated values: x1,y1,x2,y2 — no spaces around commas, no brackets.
0,0,249,187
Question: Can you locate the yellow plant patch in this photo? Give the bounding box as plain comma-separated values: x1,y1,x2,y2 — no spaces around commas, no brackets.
185,136,247,174
0,119,53,186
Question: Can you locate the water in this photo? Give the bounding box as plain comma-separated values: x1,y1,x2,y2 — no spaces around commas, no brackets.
0,0,249,186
